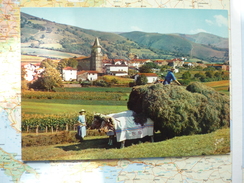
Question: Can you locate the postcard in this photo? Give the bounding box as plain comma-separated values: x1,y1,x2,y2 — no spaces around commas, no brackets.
21,7,230,161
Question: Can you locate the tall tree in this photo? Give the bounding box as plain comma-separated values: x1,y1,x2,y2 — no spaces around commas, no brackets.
139,64,152,73
31,67,63,91
67,58,78,68
57,59,68,73
41,59,57,68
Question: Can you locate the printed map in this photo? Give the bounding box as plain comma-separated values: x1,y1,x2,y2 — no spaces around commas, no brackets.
0,0,233,182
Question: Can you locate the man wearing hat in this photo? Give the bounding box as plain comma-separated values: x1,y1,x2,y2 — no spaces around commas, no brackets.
76,109,87,141
163,68,181,85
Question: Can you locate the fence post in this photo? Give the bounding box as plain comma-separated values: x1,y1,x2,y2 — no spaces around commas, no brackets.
36,125,39,135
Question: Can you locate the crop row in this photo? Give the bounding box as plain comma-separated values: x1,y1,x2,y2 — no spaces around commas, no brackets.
22,112,94,133
22,91,123,100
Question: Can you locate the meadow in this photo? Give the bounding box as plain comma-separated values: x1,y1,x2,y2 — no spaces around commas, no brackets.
22,128,229,161
21,47,82,59
22,87,132,115
21,81,230,160
22,81,229,115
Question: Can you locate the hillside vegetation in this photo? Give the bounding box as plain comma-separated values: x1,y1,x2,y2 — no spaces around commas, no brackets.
21,12,229,62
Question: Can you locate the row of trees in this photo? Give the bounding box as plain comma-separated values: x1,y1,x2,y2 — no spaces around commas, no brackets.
181,69,229,85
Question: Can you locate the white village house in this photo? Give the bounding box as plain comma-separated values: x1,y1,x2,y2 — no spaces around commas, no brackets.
23,63,44,82
105,64,128,76
77,70,98,81
62,67,77,81
135,73,158,84
128,59,152,69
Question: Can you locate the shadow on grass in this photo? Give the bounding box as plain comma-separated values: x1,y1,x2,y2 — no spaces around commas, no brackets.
56,135,161,152
56,138,119,151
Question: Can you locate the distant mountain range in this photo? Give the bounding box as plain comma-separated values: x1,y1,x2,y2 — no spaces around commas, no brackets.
21,12,229,63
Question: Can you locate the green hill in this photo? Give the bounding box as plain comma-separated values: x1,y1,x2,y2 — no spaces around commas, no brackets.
120,31,229,62
177,32,229,49
21,12,229,62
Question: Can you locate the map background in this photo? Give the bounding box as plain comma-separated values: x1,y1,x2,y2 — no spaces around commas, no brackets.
0,0,243,182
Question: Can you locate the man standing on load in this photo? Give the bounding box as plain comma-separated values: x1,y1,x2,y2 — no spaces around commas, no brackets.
163,68,181,85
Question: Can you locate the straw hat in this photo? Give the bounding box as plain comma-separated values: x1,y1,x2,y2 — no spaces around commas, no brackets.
79,109,86,113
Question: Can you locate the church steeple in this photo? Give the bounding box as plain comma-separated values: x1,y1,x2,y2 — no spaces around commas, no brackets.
93,37,101,47
90,37,103,73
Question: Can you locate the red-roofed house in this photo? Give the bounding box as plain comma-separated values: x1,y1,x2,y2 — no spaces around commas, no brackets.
77,70,99,81
205,64,229,71
134,73,158,84
128,59,152,69
154,60,168,66
62,67,77,81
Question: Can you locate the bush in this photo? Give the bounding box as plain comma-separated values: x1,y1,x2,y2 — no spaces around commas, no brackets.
80,80,91,87
93,80,111,87
127,82,230,140
136,74,148,85
179,79,191,85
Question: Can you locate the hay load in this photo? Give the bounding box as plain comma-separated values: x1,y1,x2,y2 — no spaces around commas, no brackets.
127,82,230,140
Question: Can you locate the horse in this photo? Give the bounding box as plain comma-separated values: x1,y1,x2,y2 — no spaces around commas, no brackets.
91,110,154,148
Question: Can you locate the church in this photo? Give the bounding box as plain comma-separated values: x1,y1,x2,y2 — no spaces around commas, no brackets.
76,37,104,74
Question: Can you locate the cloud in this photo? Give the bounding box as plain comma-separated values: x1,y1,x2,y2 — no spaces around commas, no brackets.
205,19,214,26
131,26,143,31
190,29,207,34
214,15,228,27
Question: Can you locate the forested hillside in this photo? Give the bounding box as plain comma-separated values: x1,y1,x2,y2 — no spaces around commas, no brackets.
21,12,229,62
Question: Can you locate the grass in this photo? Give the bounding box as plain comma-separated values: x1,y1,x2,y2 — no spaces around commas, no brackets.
21,84,230,161
21,55,45,62
203,80,229,95
102,75,134,85
21,48,82,59
54,87,132,93
22,87,132,114
21,128,230,161
22,99,128,114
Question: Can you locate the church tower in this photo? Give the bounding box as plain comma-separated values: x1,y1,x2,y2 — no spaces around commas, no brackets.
90,37,103,73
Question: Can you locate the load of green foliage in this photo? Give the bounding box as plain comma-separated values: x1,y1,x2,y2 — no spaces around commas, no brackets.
127,82,230,139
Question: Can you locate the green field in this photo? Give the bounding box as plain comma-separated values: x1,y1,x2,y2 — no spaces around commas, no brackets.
55,87,132,93
22,87,131,114
22,81,229,115
22,83,230,160
203,80,229,95
22,128,229,161
22,99,127,114
21,48,82,59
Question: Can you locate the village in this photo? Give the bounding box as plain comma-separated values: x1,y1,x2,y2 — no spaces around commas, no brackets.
22,37,229,87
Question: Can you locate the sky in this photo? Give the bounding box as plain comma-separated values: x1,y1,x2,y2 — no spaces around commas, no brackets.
21,7,229,38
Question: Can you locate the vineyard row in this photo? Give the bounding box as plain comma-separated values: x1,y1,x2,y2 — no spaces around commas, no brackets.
22,112,94,133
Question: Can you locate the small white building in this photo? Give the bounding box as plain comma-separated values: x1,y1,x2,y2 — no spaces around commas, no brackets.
128,59,152,69
77,70,98,81
24,70,35,81
22,63,44,82
62,67,77,81
135,73,158,84
105,64,128,76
